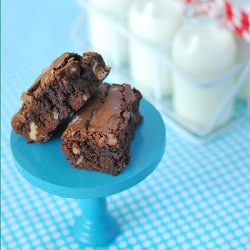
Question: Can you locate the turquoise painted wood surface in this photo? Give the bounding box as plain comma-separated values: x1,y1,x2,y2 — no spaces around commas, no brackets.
10,99,166,199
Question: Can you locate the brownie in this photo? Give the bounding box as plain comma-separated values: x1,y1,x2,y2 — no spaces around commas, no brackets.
61,83,143,176
11,52,110,142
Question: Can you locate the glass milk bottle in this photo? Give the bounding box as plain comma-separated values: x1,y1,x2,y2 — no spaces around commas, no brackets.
172,2,237,130
88,0,131,66
233,0,250,101
128,0,184,99
236,36,250,101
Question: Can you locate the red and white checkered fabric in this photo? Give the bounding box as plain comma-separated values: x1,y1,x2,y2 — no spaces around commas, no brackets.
184,0,250,43
224,1,250,42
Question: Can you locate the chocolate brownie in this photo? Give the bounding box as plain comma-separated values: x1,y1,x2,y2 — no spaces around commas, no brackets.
11,52,110,142
61,83,143,176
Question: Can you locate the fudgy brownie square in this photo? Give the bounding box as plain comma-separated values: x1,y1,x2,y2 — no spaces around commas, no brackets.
61,83,143,176
11,52,110,142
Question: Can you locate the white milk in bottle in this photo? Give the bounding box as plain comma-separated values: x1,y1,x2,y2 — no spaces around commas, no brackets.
128,0,184,99
88,0,131,66
172,1,236,130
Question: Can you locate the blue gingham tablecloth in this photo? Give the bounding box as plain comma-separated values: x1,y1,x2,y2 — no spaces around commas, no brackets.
1,0,250,249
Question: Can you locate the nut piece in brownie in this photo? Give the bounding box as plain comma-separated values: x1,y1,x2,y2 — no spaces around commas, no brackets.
61,83,143,176
11,52,110,143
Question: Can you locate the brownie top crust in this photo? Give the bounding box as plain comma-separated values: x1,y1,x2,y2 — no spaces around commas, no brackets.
65,83,142,148
22,52,111,102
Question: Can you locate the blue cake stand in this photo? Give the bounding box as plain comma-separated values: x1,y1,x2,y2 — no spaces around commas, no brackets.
10,99,166,246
